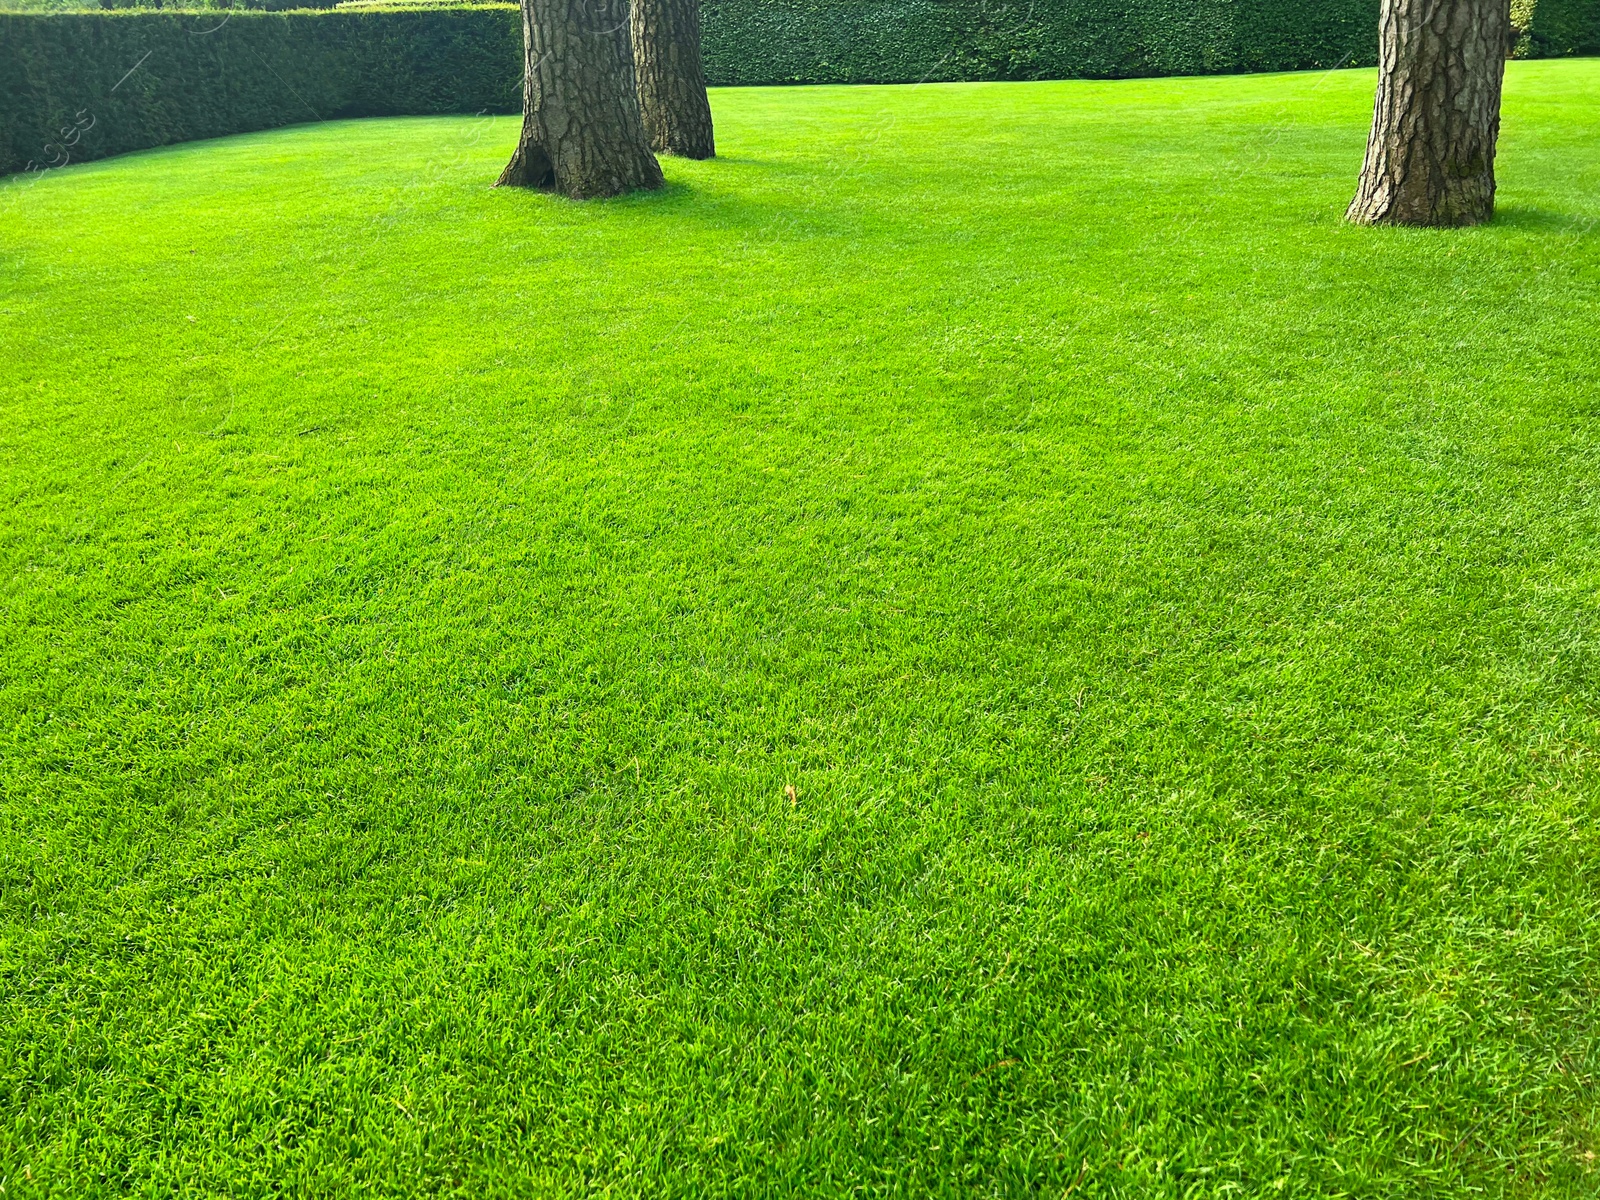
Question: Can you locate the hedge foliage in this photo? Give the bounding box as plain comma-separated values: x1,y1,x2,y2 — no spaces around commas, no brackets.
1,7,521,175
4,0,1598,178
1522,0,1600,55
700,0,1600,86
701,0,1379,87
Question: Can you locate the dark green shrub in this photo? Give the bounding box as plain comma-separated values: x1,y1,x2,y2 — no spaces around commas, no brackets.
1,7,521,175
698,0,1381,87
1523,0,1600,55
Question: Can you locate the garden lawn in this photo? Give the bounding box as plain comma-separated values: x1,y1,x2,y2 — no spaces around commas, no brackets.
3,60,1600,1198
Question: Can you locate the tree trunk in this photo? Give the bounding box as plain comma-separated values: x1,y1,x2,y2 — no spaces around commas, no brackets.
498,0,664,199
1348,0,1513,227
631,0,715,158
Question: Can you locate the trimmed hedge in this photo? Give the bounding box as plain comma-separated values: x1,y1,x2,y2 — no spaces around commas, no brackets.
4,0,1599,178
700,0,1379,87
1523,0,1600,55
699,0,1600,87
1,7,522,175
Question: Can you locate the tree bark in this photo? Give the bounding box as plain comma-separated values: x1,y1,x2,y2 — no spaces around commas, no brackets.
631,0,715,158
1348,0,1513,227
498,0,664,199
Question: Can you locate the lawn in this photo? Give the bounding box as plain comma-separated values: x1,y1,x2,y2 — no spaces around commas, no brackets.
2,60,1599,1197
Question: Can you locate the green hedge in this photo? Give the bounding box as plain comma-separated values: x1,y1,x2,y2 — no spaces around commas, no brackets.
700,0,1380,87
1523,0,1600,54
5,1,1599,179
699,0,1600,87
1,7,522,175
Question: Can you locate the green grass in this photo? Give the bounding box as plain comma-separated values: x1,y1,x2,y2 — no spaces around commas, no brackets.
3,61,1599,1197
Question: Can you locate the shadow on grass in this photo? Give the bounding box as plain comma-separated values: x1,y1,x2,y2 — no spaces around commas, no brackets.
1330,204,1596,240
487,163,866,239
487,176,705,211
499,156,807,199
1492,204,1596,233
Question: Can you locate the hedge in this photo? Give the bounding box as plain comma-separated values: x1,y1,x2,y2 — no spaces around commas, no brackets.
699,0,1600,86
4,0,1598,178
699,0,1379,87
1522,0,1600,55
1,7,522,175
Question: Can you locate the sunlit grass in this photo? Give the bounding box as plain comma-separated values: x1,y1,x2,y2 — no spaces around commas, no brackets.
2,60,1598,1196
